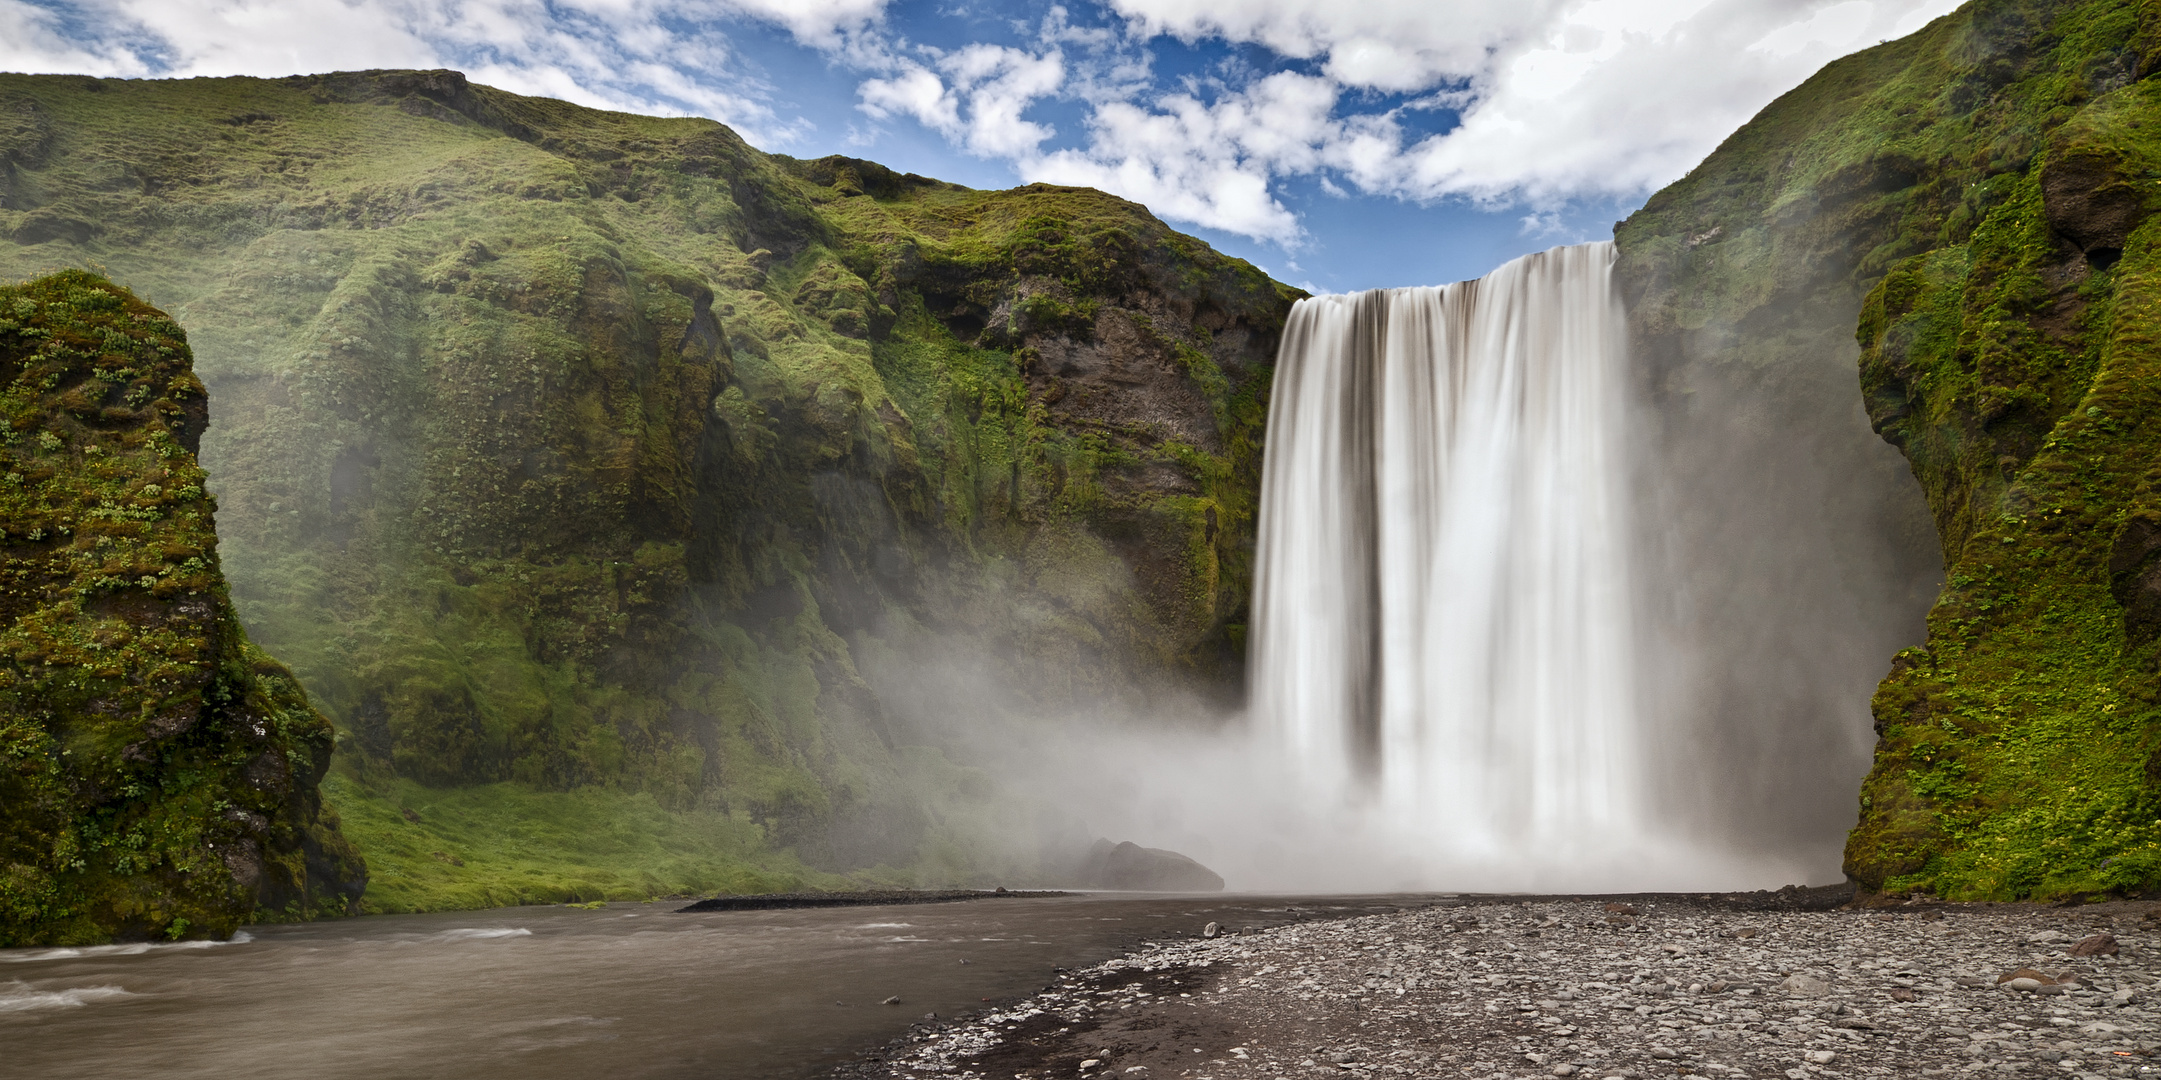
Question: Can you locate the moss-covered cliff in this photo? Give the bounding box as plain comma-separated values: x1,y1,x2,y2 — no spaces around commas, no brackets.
0,71,1294,909
1624,0,2161,899
0,270,363,944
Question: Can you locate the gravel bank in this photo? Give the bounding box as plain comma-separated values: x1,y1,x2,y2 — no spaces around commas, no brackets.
835,896,2161,1079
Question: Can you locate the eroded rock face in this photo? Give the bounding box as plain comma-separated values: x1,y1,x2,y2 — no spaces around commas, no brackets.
2042,144,2151,266
0,271,363,945
2110,512,2161,647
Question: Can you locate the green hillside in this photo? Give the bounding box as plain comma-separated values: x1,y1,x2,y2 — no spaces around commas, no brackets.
0,70,1294,915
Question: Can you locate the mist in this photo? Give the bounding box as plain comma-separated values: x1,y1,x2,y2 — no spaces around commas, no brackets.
850,238,1940,897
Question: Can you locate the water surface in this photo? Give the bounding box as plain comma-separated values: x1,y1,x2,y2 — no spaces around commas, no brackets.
0,893,1418,1078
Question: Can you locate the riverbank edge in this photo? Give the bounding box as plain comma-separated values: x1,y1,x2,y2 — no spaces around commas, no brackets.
821,882,2161,1078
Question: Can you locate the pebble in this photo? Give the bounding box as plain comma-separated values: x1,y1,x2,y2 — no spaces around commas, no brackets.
840,897,2161,1079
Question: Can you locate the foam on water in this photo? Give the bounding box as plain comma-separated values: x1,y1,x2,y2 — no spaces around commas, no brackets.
430,928,534,942
1,930,252,964
0,980,135,1013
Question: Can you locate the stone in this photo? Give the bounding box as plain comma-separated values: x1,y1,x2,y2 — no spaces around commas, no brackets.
882,996,902,1005
2043,144,2152,263
1890,988,1917,1002
2004,978,2044,993
1804,1049,1838,1064
1779,973,1833,996
1203,922,1220,938
1072,839,1226,892
1996,967,2055,985
2072,933,2119,958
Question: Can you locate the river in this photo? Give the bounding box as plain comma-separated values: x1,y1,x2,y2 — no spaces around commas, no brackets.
0,893,1423,1078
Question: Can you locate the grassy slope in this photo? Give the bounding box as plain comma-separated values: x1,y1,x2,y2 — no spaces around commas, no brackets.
0,73,1291,911
1625,0,2161,898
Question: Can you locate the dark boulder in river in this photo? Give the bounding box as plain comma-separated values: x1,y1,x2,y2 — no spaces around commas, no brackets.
1075,838,1224,892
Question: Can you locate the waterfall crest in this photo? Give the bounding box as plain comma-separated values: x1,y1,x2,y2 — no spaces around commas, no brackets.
1250,241,1648,861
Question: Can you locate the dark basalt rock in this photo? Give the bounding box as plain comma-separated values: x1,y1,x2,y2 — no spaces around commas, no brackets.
2042,143,2152,267
1074,838,1225,892
2111,512,2161,648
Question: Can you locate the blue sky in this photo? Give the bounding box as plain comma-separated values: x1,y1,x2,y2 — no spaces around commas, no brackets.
1,0,1967,291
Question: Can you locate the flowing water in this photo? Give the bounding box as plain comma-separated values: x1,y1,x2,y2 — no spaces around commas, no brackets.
1251,242,1659,876
0,894,1415,1079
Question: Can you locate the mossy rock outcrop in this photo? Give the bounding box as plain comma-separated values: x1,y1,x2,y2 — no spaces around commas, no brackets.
0,71,1293,908
0,270,363,944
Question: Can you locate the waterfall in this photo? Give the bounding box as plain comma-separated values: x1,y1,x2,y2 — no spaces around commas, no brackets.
1250,241,1649,863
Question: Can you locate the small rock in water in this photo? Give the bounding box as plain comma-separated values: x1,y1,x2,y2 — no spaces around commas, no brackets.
881,995,901,1005
1203,921,1220,938
1778,973,1832,996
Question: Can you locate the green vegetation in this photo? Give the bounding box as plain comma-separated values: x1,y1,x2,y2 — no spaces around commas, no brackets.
0,270,362,944
0,71,1293,917
1621,0,2161,899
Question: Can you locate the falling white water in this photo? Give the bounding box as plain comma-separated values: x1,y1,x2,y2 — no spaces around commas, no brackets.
1250,241,1654,874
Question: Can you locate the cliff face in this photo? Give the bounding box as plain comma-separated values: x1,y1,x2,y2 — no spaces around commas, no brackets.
0,270,363,945
0,71,1293,908
1624,0,2161,899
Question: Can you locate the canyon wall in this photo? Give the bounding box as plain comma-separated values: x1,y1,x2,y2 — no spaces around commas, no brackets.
1621,0,2161,898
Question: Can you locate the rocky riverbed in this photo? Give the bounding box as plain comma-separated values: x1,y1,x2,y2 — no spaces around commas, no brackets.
834,895,2161,1080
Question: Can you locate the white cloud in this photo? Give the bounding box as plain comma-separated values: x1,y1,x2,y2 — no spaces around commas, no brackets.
873,0,1966,244
1027,70,1340,242
1102,0,1574,92
0,0,896,145
861,44,1065,157
4,0,1977,247
0,0,152,77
